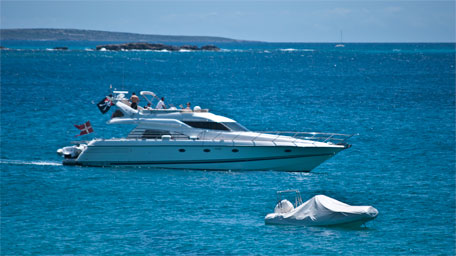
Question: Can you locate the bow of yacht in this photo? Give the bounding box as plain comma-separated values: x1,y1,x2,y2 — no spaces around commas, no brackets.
57,90,353,171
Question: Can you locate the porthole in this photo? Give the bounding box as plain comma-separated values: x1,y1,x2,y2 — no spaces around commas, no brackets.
232,149,239,153
203,149,211,152
179,149,185,152
285,149,292,153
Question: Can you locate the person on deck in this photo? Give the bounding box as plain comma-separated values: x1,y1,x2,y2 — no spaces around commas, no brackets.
144,103,152,110
156,97,166,109
130,92,139,109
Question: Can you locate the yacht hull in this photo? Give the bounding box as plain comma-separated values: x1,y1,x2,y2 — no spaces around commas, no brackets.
66,141,346,171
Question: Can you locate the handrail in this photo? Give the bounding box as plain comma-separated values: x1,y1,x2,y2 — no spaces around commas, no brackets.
255,131,355,145
120,130,355,145
276,190,303,208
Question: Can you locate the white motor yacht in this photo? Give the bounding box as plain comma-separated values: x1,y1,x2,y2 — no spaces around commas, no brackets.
57,91,353,171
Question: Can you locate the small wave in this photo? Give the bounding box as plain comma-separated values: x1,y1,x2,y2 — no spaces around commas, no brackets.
179,49,193,52
392,49,401,52
279,48,314,52
220,49,246,52
99,48,107,51
263,50,271,53
0,159,62,166
280,48,298,52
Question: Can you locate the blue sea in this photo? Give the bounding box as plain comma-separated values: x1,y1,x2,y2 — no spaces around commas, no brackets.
1,41,455,255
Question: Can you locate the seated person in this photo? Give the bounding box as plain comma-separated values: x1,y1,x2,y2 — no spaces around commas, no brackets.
155,97,166,109
180,102,192,110
143,103,152,110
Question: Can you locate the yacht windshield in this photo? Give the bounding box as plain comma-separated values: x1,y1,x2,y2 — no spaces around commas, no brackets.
183,121,249,132
222,122,249,132
183,121,230,131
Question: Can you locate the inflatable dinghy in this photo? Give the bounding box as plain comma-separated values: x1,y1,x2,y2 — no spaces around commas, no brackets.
265,190,378,227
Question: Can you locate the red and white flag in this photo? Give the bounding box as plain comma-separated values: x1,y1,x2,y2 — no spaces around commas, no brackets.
74,121,94,137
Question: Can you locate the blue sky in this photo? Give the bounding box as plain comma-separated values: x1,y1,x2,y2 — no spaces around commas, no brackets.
1,0,454,42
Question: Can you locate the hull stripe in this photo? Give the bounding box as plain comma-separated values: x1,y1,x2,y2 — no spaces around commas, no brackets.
78,153,335,166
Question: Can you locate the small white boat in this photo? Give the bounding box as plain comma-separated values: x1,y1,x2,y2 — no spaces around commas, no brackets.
265,190,378,227
57,90,353,171
335,30,345,47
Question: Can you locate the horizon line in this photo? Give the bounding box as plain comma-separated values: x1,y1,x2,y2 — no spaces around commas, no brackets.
1,28,455,44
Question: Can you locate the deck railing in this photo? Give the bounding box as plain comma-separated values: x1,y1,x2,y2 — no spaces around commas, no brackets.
255,131,355,145
80,130,355,145
198,130,355,145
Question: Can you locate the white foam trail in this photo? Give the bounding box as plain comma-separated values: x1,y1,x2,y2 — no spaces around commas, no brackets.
279,48,314,52
280,48,298,52
0,159,62,166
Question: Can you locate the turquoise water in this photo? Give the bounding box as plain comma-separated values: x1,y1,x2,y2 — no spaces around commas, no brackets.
1,42,455,255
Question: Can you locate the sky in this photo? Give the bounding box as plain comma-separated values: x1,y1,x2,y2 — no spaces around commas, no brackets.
1,0,455,42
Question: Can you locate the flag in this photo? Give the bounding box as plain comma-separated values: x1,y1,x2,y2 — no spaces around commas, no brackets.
97,96,113,114
74,121,94,137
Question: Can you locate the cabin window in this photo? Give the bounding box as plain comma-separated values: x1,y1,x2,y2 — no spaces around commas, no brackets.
222,122,249,132
183,121,229,131
285,149,292,153
141,130,171,139
183,121,249,132
179,149,186,152
203,149,211,152
126,129,187,139
232,149,239,153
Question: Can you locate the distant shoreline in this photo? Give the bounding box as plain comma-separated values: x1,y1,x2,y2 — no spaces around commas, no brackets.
0,28,255,43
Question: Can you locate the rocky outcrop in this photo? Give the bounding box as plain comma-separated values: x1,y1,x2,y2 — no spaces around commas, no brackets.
53,47,68,50
200,45,220,51
95,42,220,51
180,45,199,50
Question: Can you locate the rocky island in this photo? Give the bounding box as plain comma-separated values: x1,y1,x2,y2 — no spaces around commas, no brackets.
96,42,220,51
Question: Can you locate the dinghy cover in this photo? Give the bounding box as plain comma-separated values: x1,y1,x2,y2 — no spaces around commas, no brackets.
265,195,378,226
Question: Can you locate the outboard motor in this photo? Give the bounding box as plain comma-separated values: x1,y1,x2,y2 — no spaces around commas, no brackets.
274,199,295,214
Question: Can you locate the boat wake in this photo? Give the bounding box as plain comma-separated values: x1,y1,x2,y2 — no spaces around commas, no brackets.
0,159,62,166
279,48,315,52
